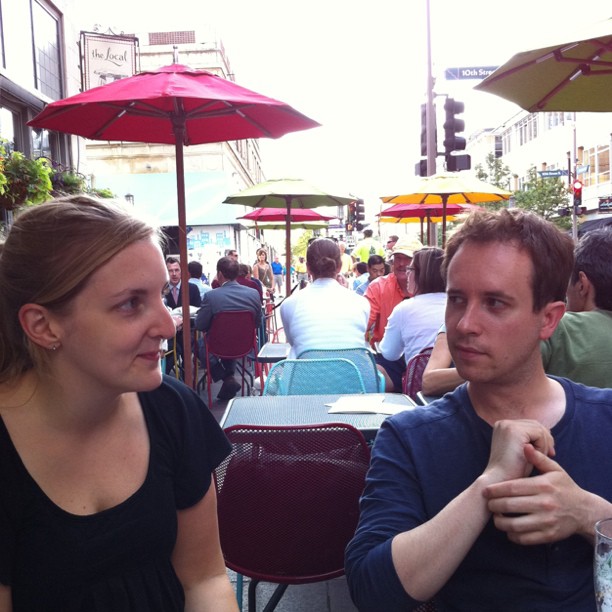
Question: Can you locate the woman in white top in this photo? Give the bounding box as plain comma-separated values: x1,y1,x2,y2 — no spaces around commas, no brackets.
280,238,370,359
378,247,446,391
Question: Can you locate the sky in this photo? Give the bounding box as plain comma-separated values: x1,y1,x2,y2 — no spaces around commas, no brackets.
74,0,612,216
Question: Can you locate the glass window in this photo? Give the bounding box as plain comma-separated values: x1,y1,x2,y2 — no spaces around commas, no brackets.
32,0,62,99
0,106,16,150
31,127,52,159
598,145,610,185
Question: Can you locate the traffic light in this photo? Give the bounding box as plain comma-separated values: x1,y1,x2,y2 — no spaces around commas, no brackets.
346,201,356,232
415,159,428,177
573,179,583,209
443,98,466,155
443,98,470,172
355,199,366,231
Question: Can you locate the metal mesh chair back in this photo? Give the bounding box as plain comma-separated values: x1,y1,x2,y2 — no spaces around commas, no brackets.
297,347,384,392
201,310,257,406
215,423,371,589
205,310,257,359
403,347,434,401
263,358,366,396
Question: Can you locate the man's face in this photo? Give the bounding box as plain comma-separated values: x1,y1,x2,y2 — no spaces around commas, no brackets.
387,238,398,250
392,253,412,286
368,262,386,281
167,261,181,286
445,241,551,386
228,251,239,261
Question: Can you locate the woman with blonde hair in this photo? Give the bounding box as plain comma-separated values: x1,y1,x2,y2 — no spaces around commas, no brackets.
0,195,237,611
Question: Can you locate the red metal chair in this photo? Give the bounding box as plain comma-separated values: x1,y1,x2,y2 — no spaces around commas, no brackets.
215,423,371,612
198,310,258,407
402,347,434,402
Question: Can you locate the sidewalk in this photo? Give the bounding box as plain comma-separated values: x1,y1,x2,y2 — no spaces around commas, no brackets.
203,380,359,612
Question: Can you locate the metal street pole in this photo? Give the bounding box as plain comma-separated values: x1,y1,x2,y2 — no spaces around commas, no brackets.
571,112,578,242
425,0,436,177
425,0,438,246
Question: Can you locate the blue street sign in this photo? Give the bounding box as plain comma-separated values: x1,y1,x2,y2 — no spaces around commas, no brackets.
538,169,568,178
445,66,499,80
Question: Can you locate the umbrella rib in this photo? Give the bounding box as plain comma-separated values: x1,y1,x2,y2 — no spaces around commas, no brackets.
186,101,274,138
482,39,612,87
89,102,171,139
532,44,612,109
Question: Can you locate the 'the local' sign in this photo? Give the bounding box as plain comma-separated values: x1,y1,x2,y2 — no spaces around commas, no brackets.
445,66,499,80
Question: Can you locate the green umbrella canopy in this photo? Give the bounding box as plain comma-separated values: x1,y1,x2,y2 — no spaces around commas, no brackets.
475,17,612,112
225,178,357,294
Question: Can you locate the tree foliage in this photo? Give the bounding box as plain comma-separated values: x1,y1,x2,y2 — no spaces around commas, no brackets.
513,167,572,230
473,153,512,211
292,230,314,258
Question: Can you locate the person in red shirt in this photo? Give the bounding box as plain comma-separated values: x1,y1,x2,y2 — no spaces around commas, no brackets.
364,237,423,348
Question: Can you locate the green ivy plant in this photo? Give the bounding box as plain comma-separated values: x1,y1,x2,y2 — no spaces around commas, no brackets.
0,141,53,210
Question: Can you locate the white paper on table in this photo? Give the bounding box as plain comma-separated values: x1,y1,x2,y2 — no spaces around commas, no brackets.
326,394,412,415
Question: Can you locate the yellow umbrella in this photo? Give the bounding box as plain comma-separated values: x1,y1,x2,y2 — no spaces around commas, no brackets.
380,173,511,246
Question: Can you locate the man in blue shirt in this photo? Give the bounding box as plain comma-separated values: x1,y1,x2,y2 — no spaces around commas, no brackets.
271,254,284,295
346,209,612,611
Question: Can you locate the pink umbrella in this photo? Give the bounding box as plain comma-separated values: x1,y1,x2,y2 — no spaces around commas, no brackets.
28,63,319,388
238,208,336,223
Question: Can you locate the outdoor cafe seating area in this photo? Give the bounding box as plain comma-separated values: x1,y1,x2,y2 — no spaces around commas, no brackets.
163,299,424,611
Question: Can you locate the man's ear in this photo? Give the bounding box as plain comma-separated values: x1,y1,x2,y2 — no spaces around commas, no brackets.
539,300,566,341
577,270,597,302
18,304,61,350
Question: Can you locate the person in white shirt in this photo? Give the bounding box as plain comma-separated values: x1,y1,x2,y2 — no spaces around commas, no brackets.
378,247,447,391
280,238,370,359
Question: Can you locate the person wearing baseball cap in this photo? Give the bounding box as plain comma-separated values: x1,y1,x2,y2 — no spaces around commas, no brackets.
364,236,423,350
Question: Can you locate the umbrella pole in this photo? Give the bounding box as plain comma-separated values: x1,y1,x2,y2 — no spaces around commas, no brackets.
285,197,292,296
174,120,195,389
442,196,448,249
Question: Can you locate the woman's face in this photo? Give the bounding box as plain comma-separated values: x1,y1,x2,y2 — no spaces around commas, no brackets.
50,238,176,394
258,251,266,262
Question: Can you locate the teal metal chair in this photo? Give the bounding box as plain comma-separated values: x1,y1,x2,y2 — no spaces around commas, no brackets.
297,347,385,393
263,358,367,396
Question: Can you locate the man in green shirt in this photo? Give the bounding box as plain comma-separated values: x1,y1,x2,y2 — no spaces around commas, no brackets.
352,229,385,264
541,227,612,388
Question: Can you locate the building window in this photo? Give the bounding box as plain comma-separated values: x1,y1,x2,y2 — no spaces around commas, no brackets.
516,114,538,146
31,0,62,100
598,145,610,185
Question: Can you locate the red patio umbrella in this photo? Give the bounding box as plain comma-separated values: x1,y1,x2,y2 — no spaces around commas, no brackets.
238,207,336,223
378,202,477,244
379,202,477,219
28,63,319,389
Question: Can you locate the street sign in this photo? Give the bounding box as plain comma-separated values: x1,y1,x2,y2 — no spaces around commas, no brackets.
445,66,499,80
576,164,590,175
599,196,612,214
538,169,568,178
